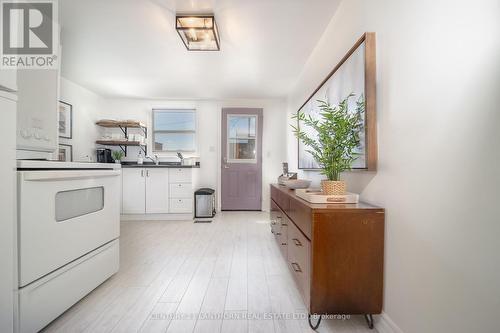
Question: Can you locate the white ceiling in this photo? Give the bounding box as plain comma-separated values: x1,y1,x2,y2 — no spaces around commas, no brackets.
60,0,341,99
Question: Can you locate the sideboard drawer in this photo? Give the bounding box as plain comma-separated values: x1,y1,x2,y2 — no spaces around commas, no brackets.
271,199,288,258
287,197,312,240
277,216,289,259
271,185,280,203
270,185,290,212
270,199,280,234
169,198,193,213
169,183,192,198
287,220,311,307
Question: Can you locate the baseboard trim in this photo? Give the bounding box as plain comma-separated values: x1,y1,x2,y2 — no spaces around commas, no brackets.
375,312,404,333
120,213,193,221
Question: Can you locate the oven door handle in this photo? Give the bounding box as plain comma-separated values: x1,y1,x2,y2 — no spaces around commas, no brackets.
23,170,121,181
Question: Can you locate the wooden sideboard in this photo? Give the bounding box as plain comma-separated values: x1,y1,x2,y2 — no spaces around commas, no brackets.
270,184,385,330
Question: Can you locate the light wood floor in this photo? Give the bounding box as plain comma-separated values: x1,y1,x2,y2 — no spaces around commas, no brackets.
42,212,377,333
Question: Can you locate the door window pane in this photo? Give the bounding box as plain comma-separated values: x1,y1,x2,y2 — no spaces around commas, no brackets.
55,187,104,222
227,115,257,161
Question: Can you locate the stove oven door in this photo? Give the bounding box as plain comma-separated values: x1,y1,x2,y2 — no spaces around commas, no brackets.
17,169,121,287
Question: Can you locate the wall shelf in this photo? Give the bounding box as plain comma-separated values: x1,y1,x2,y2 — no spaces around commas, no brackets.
96,120,148,156
95,140,147,156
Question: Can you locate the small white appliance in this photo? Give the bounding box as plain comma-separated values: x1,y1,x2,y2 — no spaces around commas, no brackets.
16,160,121,333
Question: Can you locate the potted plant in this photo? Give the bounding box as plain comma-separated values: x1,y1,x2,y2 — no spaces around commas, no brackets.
111,150,125,164
291,94,364,195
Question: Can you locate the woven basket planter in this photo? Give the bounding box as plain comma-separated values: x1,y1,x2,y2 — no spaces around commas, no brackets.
321,180,346,195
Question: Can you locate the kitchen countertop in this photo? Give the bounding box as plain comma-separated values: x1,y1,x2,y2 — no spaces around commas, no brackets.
17,160,121,170
120,162,200,168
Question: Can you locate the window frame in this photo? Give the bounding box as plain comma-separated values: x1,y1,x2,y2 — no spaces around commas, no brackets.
152,108,197,153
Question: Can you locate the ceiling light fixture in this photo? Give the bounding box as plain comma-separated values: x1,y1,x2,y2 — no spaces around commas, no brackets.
176,15,220,51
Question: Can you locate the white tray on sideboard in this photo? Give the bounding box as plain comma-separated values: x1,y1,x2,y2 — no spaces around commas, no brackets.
295,189,359,204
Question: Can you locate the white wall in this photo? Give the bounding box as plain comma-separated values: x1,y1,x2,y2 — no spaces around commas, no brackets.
286,1,500,332
64,94,287,211
59,77,106,162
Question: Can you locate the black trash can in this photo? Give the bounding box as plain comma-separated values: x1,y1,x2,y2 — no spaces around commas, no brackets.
194,188,216,218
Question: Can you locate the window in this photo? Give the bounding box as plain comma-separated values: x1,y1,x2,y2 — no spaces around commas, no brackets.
152,109,196,152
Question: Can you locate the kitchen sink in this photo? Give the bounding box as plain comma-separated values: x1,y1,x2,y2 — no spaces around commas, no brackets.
121,161,182,167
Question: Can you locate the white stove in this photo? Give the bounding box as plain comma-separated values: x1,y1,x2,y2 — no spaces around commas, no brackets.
16,161,121,333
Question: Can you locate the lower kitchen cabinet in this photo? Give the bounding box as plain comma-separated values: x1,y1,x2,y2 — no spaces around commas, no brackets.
122,168,169,214
145,169,169,213
122,168,146,214
122,167,193,216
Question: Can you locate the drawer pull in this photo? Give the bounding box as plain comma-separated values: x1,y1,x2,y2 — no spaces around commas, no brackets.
292,238,302,247
281,222,287,226
281,242,287,246
276,232,282,236
291,262,302,273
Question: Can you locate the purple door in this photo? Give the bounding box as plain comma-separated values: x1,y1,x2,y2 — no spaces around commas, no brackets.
221,108,263,211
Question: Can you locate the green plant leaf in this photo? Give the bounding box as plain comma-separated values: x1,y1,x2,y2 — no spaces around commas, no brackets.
292,93,365,180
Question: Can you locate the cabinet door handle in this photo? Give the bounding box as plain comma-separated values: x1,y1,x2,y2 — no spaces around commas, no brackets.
292,238,302,247
141,170,144,177
276,232,282,236
146,170,150,177
291,262,302,273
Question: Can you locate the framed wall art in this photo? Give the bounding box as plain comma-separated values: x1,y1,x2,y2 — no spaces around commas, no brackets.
297,32,377,171
58,144,73,162
58,101,73,139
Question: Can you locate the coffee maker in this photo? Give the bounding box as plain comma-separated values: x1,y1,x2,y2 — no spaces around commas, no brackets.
96,148,114,163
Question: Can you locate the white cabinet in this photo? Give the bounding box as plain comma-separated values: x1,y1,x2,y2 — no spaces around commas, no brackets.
122,168,168,214
170,198,193,213
145,169,169,214
122,167,192,216
168,168,193,214
169,183,192,198
122,168,145,214
169,168,192,183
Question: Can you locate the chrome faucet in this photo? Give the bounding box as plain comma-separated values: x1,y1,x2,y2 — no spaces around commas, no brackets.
146,155,159,165
177,152,184,164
